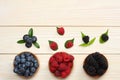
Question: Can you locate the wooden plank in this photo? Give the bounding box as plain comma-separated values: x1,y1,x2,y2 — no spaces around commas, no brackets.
0,55,120,80
0,0,120,25
0,27,119,54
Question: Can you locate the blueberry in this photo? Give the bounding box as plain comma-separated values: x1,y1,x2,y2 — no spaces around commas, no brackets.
24,52,31,57
25,61,31,67
23,34,29,42
32,36,37,42
26,56,32,61
29,73,34,76
14,61,18,66
25,42,32,48
30,67,36,73
20,54,25,58
34,62,39,68
101,34,109,42
21,64,26,68
25,69,30,77
82,36,89,44
26,37,32,43
30,62,34,67
21,58,26,63
14,68,18,73
15,58,20,63
18,64,22,69
19,67,25,73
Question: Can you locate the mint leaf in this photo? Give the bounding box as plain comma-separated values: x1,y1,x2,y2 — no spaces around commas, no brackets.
28,28,33,37
79,38,96,47
17,40,25,44
81,32,86,38
33,42,40,48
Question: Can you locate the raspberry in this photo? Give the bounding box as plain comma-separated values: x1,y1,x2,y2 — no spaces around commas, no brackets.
51,61,59,68
48,40,58,51
68,62,73,68
54,70,61,77
49,67,56,73
57,27,65,35
63,54,71,62
49,57,55,63
58,63,67,71
61,72,68,78
65,38,74,49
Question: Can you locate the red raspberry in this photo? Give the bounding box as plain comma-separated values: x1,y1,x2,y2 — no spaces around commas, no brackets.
49,57,55,63
49,66,56,73
65,67,71,75
68,62,73,68
57,27,65,35
65,38,74,49
51,61,59,68
58,63,67,71
54,70,61,77
49,40,58,51
70,55,74,61
61,72,68,78
63,54,71,62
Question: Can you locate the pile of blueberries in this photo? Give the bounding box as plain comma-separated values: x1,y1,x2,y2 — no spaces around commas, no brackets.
23,35,37,48
13,52,39,77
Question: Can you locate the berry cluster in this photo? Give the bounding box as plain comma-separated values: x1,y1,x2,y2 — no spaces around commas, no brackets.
49,27,74,51
49,52,74,78
23,34,37,48
83,52,108,77
13,52,39,77
17,28,40,48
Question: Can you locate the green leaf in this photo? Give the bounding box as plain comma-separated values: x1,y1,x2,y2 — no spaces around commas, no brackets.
79,37,96,47
81,32,86,38
33,42,40,48
17,40,25,44
99,29,109,44
28,28,33,37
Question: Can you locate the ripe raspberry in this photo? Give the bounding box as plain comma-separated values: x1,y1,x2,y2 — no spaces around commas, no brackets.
49,67,56,73
58,63,67,71
68,62,73,68
49,57,55,63
63,54,71,62
51,61,59,68
54,70,61,77
65,38,74,49
48,40,58,51
57,27,65,35
61,72,68,78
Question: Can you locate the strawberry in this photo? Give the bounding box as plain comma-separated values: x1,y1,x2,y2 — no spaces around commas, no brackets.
48,40,58,51
57,27,65,35
65,38,74,48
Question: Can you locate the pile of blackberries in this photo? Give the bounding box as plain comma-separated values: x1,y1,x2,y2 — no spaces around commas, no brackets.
23,34,37,48
13,52,39,77
83,52,108,77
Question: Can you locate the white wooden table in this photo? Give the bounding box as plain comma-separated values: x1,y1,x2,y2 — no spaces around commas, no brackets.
0,0,120,80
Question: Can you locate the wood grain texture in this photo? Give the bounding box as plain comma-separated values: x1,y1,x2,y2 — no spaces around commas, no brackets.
0,55,120,80
0,0,120,25
0,27,119,54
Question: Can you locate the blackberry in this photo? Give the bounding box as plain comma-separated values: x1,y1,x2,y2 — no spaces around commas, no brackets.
101,34,109,42
23,34,29,42
13,52,39,78
83,52,108,77
32,36,37,43
25,42,32,48
82,36,89,44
